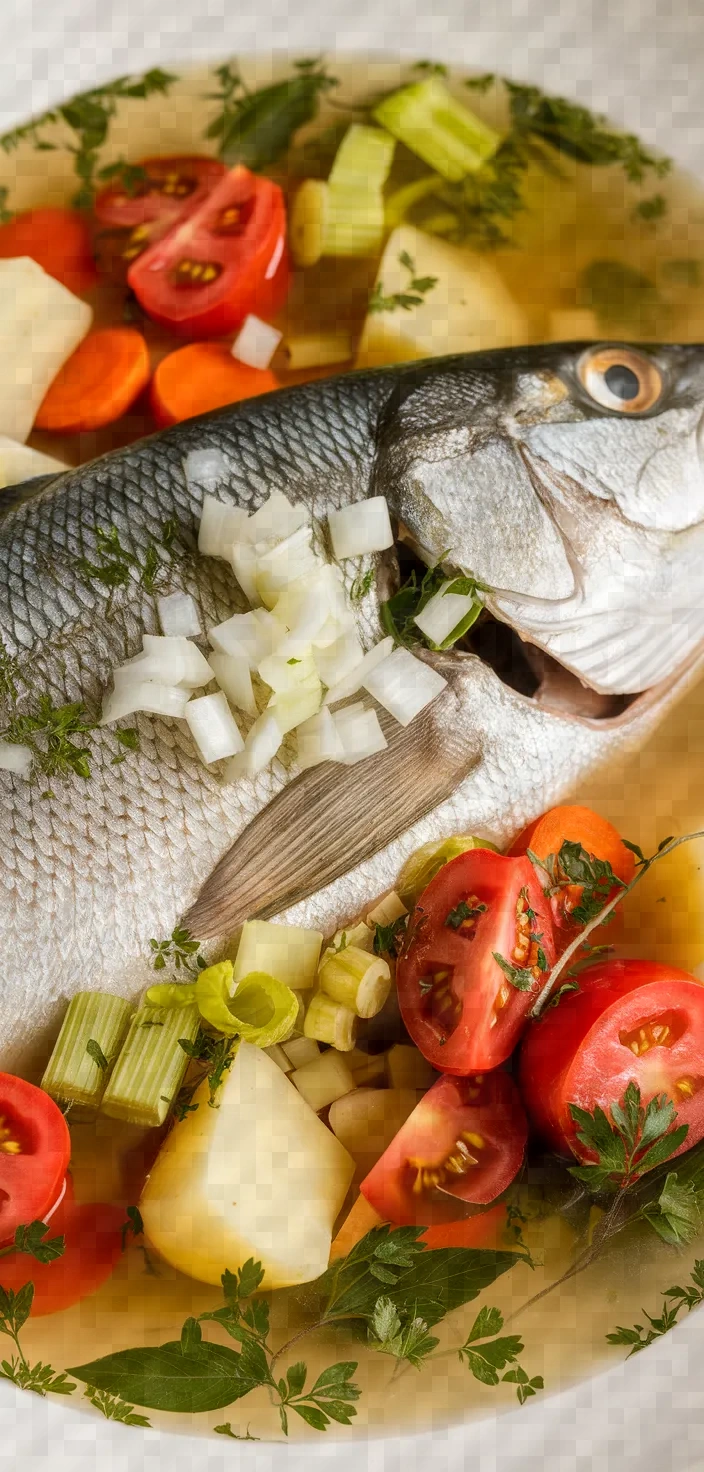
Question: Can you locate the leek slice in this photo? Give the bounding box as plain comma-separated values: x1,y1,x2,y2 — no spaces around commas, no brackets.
397,833,499,905
318,945,392,1019
373,77,500,182
101,1001,200,1127
41,991,133,1108
145,982,197,1008
303,991,357,1051
196,962,298,1046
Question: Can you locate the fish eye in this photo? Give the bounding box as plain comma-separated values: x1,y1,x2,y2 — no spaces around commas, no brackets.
577,346,664,414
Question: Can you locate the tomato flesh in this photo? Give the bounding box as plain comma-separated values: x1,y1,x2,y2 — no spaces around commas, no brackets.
93,155,227,278
360,1071,527,1225
0,1074,71,1243
519,959,704,1164
0,1186,125,1317
396,849,556,1072
127,164,290,337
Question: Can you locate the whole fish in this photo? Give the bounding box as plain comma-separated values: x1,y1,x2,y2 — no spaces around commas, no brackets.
2,341,704,1077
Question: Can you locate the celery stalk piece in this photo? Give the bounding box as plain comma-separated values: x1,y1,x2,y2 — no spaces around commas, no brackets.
324,125,396,258
233,920,323,991
303,991,357,1051
373,77,501,182
41,991,133,1108
101,1002,200,1127
318,946,392,1020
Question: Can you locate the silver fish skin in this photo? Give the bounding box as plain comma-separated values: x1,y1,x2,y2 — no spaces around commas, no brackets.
1,342,703,1078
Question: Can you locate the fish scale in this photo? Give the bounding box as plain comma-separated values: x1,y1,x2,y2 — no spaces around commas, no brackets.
3,346,704,1078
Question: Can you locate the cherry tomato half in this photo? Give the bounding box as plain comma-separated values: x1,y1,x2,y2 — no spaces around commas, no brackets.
519,959,704,1165
396,849,557,1073
360,1071,527,1225
0,1074,71,1244
509,804,635,946
127,164,290,337
0,1188,125,1316
93,155,227,279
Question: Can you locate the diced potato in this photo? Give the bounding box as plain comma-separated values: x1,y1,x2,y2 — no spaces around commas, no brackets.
328,1086,419,1176
264,1044,292,1072
0,257,92,441
386,1043,438,1091
282,1036,320,1069
234,919,323,990
291,1050,356,1112
356,225,528,368
0,436,67,490
140,1042,354,1289
347,1047,388,1087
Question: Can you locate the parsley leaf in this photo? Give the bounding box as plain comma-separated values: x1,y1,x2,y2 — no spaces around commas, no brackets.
86,1039,110,1071
149,926,207,975
458,1306,523,1385
350,568,375,602
84,1387,151,1426
204,57,338,170
121,1206,144,1252
214,1422,259,1439
369,252,438,314
1,697,95,782
607,1260,704,1357
567,1083,688,1191
446,899,487,930
0,1283,76,1397
639,1169,704,1246
492,951,537,992
3,1222,65,1265
368,1296,438,1368
373,914,408,956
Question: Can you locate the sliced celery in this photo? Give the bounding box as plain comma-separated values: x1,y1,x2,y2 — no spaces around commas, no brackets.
303,991,357,1051
397,834,499,906
41,991,133,1108
318,947,391,1020
374,77,500,182
290,125,396,264
196,962,298,1046
100,1001,200,1127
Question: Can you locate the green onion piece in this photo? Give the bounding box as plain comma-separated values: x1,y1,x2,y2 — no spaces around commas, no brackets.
373,77,500,182
196,962,299,1046
144,982,197,1008
100,1002,200,1127
397,834,500,906
41,991,133,1108
303,991,357,1051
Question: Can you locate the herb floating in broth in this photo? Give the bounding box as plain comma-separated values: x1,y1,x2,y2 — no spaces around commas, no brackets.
368,250,438,314
204,58,338,171
607,1260,704,1358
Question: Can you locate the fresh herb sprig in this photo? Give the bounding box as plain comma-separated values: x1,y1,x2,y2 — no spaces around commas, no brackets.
567,1083,689,1192
368,250,438,314
528,838,626,927
175,1029,238,1116
76,521,183,606
458,1306,542,1402
149,925,207,975
607,1259,704,1357
0,1221,65,1265
84,1387,151,1426
0,69,178,208
373,914,408,956
381,553,485,650
492,948,546,993
0,1281,75,1398
1,698,95,781
204,57,338,171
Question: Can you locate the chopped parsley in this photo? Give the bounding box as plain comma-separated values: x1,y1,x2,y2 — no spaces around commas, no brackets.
446,899,487,929
368,250,438,314
567,1082,689,1192
373,914,408,956
492,950,544,992
85,1039,110,1071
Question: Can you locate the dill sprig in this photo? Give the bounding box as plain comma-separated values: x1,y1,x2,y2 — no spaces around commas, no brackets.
2,697,95,781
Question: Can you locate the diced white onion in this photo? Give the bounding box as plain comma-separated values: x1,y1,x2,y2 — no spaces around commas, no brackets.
100,681,189,725
296,707,344,769
323,636,394,706
157,591,202,639
208,652,257,716
232,314,283,371
0,739,33,778
197,493,248,559
311,614,347,650
312,626,364,689
184,448,229,493
184,691,244,764
208,609,279,669
413,580,477,647
258,652,317,694
269,678,322,735
230,541,262,605
328,496,393,560
255,526,323,608
363,646,447,726
244,492,310,546
140,635,214,689
223,709,283,780
332,703,388,763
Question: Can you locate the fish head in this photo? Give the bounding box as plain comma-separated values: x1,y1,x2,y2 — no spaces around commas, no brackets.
381,343,704,693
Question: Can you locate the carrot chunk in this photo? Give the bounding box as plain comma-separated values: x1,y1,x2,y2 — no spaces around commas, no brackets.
150,342,279,426
35,327,151,433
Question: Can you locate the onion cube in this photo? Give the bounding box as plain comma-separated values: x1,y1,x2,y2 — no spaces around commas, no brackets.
232,314,283,370
185,692,244,764
328,496,393,560
413,580,477,647
208,609,279,669
197,493,248,558
323,636,394,706
332,703,388,763
244,491,310,545
312,626,363,690
208,652,256,716
296,708,344,769
363,646,447,726
139,635,214,689
101,681,189,725
223,709,282,780
157,591,201,638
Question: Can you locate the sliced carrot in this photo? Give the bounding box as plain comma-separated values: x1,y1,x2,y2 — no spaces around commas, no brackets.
330,1195,385,1261
150,343,279,427
509,803,635,887
34,327,151,433
0,207,97,293
419,1203,507,1250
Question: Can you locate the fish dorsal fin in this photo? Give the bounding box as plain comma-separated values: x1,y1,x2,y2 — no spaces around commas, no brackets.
184,657,481,938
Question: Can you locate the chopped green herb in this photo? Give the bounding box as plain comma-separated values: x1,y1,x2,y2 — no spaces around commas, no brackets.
412,61,449,78
350,568,375,602
380,551,449,647
121,1206,144,1252
632,192,667,224
545,979,580,1010
367,1296,438,1368
0,187,12,224
0,638,20,705
492,952,536,992
369,250,438,314
77,521,185,605
95,159,151,196
149,926,207,975
464,73,496,94
287,658,302,666
446,899,487,930
85,1039,110,1071
607,1260,704,1357
214,1422,260,1440
0,1221,65,1265
639,1169,704,1246
528,839,626,927
458,1305,525,1390
0,1283,76,1397
111,727,141,766
176,1029,238,1113
1,698,95,782
84,1387,151,1426
204,57,338,171
567,1082,688,1192
373,914,408,956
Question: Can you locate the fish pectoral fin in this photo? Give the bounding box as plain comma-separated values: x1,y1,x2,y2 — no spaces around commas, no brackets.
183,685,482,940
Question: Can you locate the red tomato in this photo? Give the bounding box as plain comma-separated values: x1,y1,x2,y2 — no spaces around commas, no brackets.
519,959,704,1164
360,1071,527,1225
509,804,635,946
396,849,556,1073
0,207,96,292
0,1189,125,1317
420,1202,508,1249
127,165,290,337
0,1075,71,1243
93,155,227,278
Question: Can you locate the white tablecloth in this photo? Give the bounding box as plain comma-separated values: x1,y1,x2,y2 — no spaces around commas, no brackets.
1,0,703,1466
